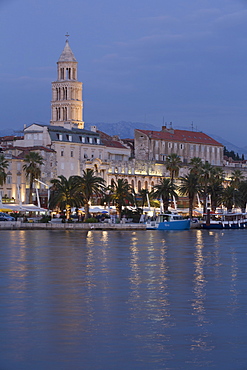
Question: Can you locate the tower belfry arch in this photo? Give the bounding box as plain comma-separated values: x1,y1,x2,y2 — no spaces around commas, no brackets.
50,37,84,129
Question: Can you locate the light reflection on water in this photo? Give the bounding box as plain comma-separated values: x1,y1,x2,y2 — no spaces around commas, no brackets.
0,229,247,369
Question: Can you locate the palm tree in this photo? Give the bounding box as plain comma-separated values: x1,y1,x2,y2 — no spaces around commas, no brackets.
238,180,247,212
179,173,201,218
165,153,183,182
152,178,177,212
189,157,203,176
23,151,44,204
0,154,9,186
77,169,105,221
49,175,83,219
199,161,213,213
230,169,244,189
108,178,133,219
222,185,240,212
208,167,224,212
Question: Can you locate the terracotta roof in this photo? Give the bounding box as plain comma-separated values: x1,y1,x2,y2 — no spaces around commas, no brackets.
97,130,128,149
136,129,223,146
13,146,55,159
0,135,23,141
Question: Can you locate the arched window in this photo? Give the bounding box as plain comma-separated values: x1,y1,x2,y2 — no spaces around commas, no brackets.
66,68,71,80
138,181,142,192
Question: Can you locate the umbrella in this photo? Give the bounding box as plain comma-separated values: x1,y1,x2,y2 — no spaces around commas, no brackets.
90,207,108,213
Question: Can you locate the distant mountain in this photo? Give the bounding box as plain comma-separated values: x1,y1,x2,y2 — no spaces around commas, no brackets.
85,121,160,139
0,129,16,137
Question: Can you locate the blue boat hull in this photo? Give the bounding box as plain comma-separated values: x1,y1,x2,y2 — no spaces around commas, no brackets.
146,220,190,230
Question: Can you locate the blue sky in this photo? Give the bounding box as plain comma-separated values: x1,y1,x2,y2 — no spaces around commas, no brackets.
1,0,247,146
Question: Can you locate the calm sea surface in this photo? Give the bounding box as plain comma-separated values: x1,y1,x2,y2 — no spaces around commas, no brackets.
0,229,247,370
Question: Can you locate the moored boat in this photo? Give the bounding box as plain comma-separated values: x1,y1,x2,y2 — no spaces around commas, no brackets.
146,213,190,230
201,211,247,229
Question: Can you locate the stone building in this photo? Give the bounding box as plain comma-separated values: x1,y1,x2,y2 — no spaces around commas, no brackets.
135,126,224,166
0,39,130,204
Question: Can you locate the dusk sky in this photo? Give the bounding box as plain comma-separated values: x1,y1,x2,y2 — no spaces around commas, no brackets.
1,0,247,146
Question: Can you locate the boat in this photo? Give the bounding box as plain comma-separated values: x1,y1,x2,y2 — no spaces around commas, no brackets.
201,211,247,229
146,213,190,230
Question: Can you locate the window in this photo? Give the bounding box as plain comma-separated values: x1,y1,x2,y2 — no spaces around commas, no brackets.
6,175,12,184
168,142,172,149
115,154,123,161
71,151,73,157
61,150,64,157
66,135,72,142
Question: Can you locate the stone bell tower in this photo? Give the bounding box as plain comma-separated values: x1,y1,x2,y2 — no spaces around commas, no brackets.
50,36,84,129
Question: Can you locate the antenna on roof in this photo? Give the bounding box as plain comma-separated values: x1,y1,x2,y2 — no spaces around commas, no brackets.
170,121,172,128
191,121,194,131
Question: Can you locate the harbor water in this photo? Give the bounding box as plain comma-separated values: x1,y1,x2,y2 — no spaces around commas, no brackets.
0,229,247,369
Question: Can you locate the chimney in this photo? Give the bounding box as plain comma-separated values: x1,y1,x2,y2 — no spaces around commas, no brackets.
91,125,97,132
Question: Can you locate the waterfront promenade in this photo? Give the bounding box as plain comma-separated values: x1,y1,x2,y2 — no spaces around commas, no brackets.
0,221,146,230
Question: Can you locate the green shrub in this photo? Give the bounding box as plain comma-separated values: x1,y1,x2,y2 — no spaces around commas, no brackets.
85,217,98,223
38,215,51,223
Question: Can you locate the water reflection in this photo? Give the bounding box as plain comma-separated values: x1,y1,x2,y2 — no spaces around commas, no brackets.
0,230,247,369
192,230,207,323
228,244,239,315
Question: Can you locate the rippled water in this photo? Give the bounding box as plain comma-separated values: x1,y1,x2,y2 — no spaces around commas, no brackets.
0,229,247,369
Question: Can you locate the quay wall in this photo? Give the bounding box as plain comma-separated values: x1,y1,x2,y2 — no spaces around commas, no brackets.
0,221,146,231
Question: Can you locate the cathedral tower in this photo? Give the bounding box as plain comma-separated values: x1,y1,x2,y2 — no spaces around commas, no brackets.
50,37,84,129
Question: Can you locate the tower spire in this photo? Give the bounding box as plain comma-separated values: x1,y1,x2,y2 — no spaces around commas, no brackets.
50,38,84,129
